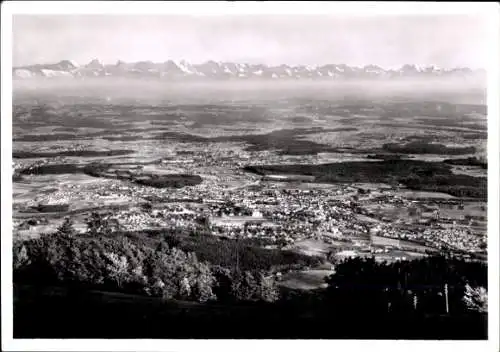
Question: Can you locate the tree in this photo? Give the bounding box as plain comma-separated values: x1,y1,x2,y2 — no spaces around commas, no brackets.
462,284,488,313
179,277,192,298
141,246,217,302
258,272,280,302
57,217,76,236
86,212,117,236
191,262,217,302
212,266,234,302
231,271,260,302
44,233,75,281
13,242,30,270
104,252,130,288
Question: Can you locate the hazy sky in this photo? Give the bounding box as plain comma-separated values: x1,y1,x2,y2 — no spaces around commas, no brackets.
13,15,488,68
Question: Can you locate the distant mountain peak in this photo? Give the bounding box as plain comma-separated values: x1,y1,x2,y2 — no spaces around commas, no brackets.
59,59,79,68
86,58,104,70
12,59,485,81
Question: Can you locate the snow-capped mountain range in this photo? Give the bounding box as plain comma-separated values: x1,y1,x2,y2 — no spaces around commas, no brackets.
12,59,485,80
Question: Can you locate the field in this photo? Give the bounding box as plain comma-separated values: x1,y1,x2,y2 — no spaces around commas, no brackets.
11,80,488,339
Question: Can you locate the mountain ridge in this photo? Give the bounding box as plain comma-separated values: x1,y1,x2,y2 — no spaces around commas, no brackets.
13,59,486,80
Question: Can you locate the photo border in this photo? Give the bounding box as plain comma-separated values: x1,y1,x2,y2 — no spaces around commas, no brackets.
2,2,499,352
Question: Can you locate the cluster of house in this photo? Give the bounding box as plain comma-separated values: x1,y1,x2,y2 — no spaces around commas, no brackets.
13,145,486,260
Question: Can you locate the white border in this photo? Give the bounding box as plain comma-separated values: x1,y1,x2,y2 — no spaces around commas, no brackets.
486,5,500,351
2,1,497,16
2,2,500,352
1,1,14,349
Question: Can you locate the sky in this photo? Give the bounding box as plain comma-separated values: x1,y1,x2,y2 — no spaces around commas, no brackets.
12,14,489,68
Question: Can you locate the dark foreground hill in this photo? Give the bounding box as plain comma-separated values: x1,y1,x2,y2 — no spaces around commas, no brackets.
14,284,487,339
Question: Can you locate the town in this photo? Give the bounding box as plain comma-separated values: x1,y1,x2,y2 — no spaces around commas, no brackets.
13,140,487,270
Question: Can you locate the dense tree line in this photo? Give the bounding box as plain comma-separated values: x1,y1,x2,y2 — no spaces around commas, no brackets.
13,149,133,159
323,256,487,316
13,216,280,303
443,157,487,169
366,154,405,160
416,118,487,132
34,203,70,213
461,132,487,140
401,173,487,199
82,162,113,177
82,162,203,188
244,159,486,199
161,232,322,272
13,133,82,142
18,163,82,175
115,226,322,272
134,174,203,188
382,141,475,155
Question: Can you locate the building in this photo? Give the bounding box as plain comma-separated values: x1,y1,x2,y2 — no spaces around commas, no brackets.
370,235,402,248
209,211,267,228
263,174,316,182
335,250,359,259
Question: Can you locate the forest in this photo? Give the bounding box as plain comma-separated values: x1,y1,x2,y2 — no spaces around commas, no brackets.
244,159,487,199
443,156,487,169
382,141,476,155
13,149,134,159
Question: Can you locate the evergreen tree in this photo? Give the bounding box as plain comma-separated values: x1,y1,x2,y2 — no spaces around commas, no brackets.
57,217,76,236
231,271,258,301
258,271,280,303
13,241,30,270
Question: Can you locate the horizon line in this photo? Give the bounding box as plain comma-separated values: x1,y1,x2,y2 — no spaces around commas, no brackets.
13,59,486,71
